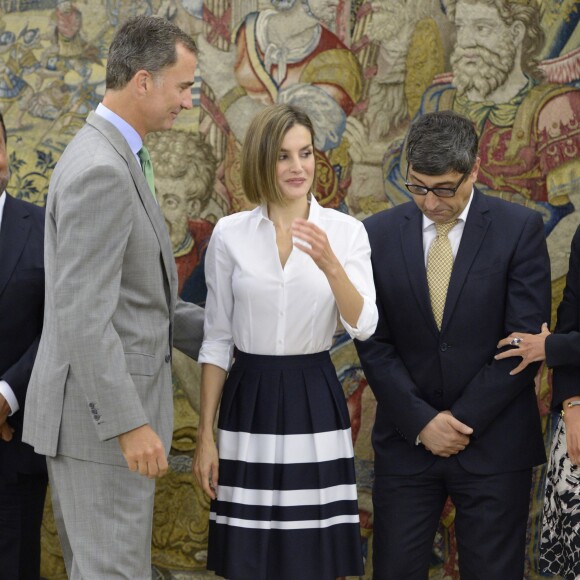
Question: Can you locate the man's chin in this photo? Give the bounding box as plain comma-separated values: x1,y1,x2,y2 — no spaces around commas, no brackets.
424,211,452,223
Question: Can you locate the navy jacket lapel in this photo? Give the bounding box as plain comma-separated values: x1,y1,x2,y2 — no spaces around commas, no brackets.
442,189,490,330
0,193,30,299
400,205,439,337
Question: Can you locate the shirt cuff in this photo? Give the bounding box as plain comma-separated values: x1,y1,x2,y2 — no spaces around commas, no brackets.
198,341,234,372
0,380,19,416
340,296,378,341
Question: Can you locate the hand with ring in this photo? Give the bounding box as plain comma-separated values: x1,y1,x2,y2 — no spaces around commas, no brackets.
495,323,550,375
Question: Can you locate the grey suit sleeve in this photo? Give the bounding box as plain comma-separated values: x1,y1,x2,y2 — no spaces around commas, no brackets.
173,298,204,360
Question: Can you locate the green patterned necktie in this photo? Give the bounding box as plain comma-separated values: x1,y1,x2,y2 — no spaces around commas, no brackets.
138,146,156,199
427,220,458,329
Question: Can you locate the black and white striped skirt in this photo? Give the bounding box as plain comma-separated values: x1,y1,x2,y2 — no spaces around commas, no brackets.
206,350,364,580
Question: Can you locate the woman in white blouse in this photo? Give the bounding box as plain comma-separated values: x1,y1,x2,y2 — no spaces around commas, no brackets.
193,103,378,580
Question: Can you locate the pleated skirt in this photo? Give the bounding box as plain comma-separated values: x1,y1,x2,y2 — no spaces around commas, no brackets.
206,350,364,580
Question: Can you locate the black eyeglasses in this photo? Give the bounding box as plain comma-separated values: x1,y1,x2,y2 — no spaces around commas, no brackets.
404,164,470,198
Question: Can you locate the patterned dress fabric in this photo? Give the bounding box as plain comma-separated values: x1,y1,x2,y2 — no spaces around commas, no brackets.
540,416,580,579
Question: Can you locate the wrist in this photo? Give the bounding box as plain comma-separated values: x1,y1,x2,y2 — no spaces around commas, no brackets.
561,398,580,417
322,259,343,280
0,400,9,417
197,425,216,443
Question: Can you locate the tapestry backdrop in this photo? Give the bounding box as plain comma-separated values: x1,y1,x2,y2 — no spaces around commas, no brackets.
0,0,578,578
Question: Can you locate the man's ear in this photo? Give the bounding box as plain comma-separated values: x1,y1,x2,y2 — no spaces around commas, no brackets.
133,70,151,95
470,156,481,182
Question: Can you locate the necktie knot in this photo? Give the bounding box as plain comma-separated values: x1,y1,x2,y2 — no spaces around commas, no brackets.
435,220,458,238
138,146,156,199
138,145,151,164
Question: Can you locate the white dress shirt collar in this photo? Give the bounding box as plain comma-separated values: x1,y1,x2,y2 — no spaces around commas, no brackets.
257,193,320,224
422,189,474,232
420,189,475,264
95,103,143,161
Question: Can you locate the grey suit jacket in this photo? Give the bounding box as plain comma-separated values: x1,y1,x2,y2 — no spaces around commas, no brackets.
23,112,204,467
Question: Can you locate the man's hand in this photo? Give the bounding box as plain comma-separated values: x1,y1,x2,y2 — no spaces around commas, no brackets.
495,323,550,375
564,402,580,466
0,394,10,427
118,424,168,479
0,422,13,442
419,411,473,457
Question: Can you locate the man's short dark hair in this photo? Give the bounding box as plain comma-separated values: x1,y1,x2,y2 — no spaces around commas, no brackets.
106,16,197,90
406,111,478,175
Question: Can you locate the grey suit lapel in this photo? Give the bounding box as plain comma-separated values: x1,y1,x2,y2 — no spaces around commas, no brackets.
85,112,177,310
442,190,490,330
400,206,439,337
0,194,30,299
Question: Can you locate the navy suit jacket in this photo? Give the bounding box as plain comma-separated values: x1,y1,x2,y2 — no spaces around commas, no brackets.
0,193,45,477
546,225,580,408
355,189,550,476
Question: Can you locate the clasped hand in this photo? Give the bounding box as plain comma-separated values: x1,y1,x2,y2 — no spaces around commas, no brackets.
419,411,473,457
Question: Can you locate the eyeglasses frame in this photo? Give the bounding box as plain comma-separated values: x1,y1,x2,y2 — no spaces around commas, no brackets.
404,164,471,198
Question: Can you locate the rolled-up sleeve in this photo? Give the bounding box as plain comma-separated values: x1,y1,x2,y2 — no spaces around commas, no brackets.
339,221,378,341
198,221,235,371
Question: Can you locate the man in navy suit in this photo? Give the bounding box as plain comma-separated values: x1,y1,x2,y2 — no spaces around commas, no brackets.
355,111,551,579
0,111,46,579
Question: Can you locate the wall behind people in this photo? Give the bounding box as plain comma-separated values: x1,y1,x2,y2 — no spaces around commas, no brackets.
0,1,577,578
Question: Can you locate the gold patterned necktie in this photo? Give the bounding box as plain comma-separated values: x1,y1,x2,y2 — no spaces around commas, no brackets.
138,146,156,199
427,220,458,329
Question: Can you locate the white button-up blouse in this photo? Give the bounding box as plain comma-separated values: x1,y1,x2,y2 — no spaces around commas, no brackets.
198,196,378,371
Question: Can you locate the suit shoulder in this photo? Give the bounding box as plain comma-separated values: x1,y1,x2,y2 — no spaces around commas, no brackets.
364,202,414,231
482,193,542,223
7,193,45,219
57,123,126,170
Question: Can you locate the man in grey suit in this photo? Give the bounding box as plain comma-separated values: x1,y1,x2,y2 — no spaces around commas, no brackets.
22,16,204,579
